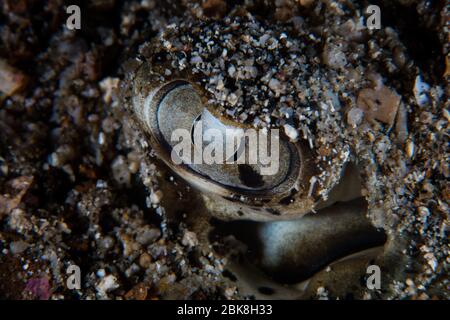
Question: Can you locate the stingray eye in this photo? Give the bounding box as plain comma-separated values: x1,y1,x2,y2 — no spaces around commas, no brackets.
130,79,319,219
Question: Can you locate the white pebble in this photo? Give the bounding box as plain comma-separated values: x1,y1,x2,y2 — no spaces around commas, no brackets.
150,189,163,204
406,140,415,158
413,75,430,107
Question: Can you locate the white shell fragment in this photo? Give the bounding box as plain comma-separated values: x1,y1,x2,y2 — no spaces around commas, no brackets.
347,107,364,128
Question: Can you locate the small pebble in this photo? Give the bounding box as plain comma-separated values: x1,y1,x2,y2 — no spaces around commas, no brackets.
283,124,298,141
9,241,29,255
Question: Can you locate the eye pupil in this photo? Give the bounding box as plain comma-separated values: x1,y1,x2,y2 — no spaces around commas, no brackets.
238,164,264,188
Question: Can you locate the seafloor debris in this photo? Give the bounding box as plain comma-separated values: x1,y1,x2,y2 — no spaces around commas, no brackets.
413,75,431,107
0,176,33,218
23,277,51,300
0,59,28,96
356,85,401,127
